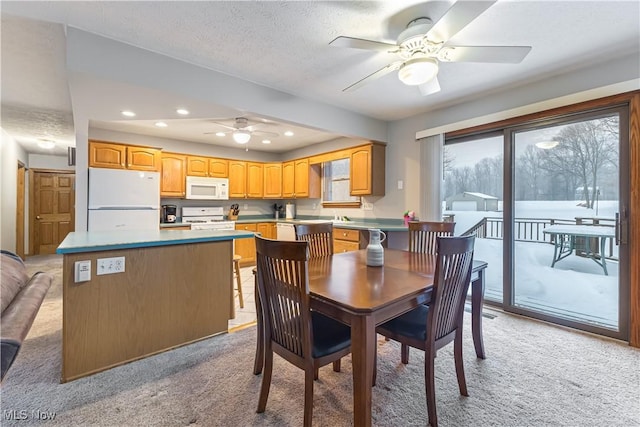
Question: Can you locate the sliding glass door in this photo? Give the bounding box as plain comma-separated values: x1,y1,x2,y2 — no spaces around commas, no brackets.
442,133,504,302
509,107,629,337
444,104,630,340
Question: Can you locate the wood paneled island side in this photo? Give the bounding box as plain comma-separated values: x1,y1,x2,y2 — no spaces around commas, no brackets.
56,229,255,382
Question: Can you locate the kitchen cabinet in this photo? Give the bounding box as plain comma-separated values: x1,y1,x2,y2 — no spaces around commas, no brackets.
350,143,385,196
229,161,263,198
187,156,229,178
333,228,361,253
208,158,229,177
282,158,320,198
235,223,257,266
89,140,161,171
263,163,282,198
161,152,187,197
257,222,276,239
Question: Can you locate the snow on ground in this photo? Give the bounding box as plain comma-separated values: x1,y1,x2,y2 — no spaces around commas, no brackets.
447,201,620,330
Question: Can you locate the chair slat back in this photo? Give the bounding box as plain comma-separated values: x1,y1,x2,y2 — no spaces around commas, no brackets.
408,221,456,254
428,236,475,342
255,236,311,358
294,222,333,258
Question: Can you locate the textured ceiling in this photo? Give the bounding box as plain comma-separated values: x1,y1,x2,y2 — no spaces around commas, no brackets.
1,1,639,155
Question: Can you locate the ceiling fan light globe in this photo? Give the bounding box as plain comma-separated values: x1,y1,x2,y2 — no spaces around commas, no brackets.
398,57,439,86
233,130,251,144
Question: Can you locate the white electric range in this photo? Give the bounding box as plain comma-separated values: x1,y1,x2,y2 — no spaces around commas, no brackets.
182,207,235,230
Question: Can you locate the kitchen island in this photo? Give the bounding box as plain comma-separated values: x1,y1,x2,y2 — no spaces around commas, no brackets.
56,229,255,382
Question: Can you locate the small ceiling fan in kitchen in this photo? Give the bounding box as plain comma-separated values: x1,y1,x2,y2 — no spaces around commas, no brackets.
205,117,279,145
329,0,532,95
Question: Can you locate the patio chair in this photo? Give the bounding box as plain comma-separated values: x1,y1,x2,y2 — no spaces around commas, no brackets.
255,236,351,427
375,235,475,427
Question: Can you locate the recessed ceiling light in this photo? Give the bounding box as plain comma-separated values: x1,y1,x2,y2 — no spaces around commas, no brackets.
215,132,226,137
535,141,559,149
176,108,190,115
284,131,294,137
121,110,136,117
155,121,168,128
37,139,55,149
262,139,271,144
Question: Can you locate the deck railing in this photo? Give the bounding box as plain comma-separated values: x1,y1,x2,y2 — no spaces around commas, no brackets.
461,216,617,260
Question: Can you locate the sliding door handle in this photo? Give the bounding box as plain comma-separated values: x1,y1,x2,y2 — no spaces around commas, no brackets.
615,212,620,245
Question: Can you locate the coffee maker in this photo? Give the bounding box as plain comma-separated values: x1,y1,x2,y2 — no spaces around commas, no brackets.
161,205,177,223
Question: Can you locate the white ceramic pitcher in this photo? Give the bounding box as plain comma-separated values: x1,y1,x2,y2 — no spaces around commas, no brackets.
366,228,387,267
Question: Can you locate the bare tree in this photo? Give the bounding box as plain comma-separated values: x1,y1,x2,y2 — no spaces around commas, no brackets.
517,145,544,200
540,117,618,208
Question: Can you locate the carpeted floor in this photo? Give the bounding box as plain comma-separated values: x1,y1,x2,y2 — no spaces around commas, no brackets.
1,254,639,426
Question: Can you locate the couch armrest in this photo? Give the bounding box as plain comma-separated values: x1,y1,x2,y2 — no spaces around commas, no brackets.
1,271,52,381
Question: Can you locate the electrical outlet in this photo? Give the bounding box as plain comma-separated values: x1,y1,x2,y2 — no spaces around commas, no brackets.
363,202,373,211
243,203,249,210
312,203,316,210
97,256,126,275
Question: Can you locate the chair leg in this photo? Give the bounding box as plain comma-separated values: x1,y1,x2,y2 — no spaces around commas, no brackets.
304,368,315,427
401,343,410,364
314,367,319,380
332,359,341,372
256,345,273,413
454,328,468,396
253,278,264,375
425,348,438,427
234,259,244,308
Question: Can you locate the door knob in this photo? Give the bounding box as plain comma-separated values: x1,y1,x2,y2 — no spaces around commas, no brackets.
36,215,42,220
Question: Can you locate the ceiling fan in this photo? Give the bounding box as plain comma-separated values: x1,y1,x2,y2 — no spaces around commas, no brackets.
205,117,279,144
329,0,532,96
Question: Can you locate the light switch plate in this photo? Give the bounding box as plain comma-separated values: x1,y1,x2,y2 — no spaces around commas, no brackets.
74,260,91,282
97,256,125,275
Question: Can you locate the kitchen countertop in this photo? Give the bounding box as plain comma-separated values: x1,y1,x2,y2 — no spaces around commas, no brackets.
57,229,255,254
233,217,409,232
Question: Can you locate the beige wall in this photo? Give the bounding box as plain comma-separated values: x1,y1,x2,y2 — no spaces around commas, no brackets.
1,129,28,252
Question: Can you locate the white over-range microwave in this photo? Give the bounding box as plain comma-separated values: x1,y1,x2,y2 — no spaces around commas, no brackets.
185,176,229,200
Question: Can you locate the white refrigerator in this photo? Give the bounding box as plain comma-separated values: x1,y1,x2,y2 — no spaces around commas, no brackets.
88,168,160,231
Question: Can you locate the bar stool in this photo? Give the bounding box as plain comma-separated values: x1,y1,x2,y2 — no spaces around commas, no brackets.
233,254,244,308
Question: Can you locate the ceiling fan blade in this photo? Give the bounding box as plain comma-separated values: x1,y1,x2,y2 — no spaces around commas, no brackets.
343,61,403,92
329,36,398,52
418,77,441,96
440,45,532,63
427,1,496,43
209,121,238,131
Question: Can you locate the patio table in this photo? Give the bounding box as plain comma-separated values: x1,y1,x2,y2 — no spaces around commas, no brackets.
542,224,615,275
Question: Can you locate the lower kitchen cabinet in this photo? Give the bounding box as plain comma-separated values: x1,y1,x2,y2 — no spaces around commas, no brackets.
333,228,361,253
235,223,257,266
257,222,276,239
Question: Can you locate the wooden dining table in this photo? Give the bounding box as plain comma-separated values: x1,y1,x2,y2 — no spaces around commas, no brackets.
253,249,488,427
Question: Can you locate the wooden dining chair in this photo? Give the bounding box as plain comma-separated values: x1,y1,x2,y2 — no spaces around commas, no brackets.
375,235,475,427
294,222,334,257
391,221,457,356
408,221,455,254
254,235,351,427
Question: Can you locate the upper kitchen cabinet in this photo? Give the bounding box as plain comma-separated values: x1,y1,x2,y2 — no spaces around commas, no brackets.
89,140,161,171
161,152,187,198
186,156,229,178
263,163,282,199
208,158,229,178
350,143,385,196
229,161,264,198
282,158,320,198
